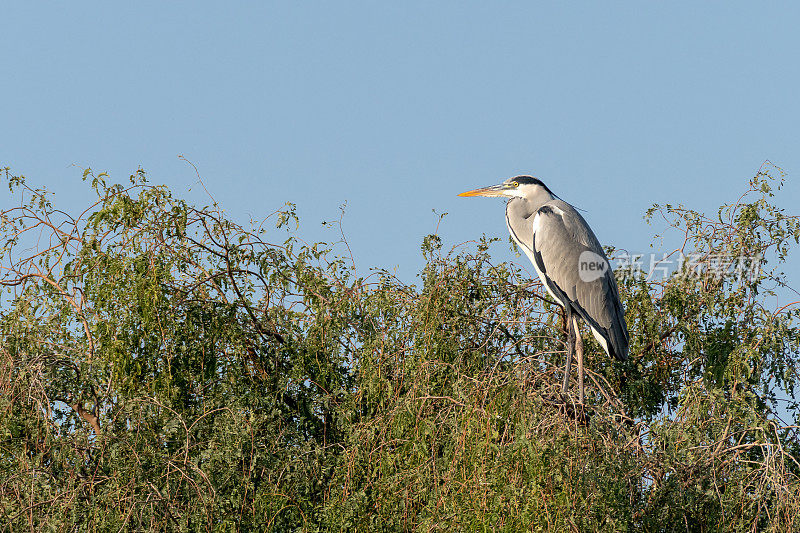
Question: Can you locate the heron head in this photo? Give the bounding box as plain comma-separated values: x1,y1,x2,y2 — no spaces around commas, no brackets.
458,175,554,199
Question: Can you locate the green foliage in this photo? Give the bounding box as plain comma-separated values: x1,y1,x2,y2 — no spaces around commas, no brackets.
1,164,798,531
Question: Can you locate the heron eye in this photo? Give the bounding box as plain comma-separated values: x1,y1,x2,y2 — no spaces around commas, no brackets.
511,182,519,187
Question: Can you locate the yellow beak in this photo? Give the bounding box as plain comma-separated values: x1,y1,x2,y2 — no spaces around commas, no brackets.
457,184,509,197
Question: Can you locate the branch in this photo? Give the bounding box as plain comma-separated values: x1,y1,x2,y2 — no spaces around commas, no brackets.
71,401,101,436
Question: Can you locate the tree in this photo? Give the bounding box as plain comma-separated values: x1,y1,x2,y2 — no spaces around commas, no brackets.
1,164,798,531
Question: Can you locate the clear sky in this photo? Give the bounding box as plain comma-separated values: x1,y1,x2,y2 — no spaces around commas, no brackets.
2,3,799,294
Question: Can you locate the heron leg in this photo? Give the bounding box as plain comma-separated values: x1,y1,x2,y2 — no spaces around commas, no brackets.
561,306,574,396
573,316,584,405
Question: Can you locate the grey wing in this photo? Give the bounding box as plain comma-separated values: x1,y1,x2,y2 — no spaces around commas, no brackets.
531,202,629,361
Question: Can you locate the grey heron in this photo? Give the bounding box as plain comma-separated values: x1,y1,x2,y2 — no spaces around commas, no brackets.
459,176,629,405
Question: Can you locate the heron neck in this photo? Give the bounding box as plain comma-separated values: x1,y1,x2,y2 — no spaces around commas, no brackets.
506,192,553,218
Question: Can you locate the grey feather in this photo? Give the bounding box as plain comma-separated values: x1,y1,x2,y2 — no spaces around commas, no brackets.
506,195,629,361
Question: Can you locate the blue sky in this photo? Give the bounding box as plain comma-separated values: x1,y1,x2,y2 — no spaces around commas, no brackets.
2,3,799,295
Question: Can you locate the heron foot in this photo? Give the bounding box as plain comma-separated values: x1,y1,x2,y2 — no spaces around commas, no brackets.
542,393,591,426
559,399,590,426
